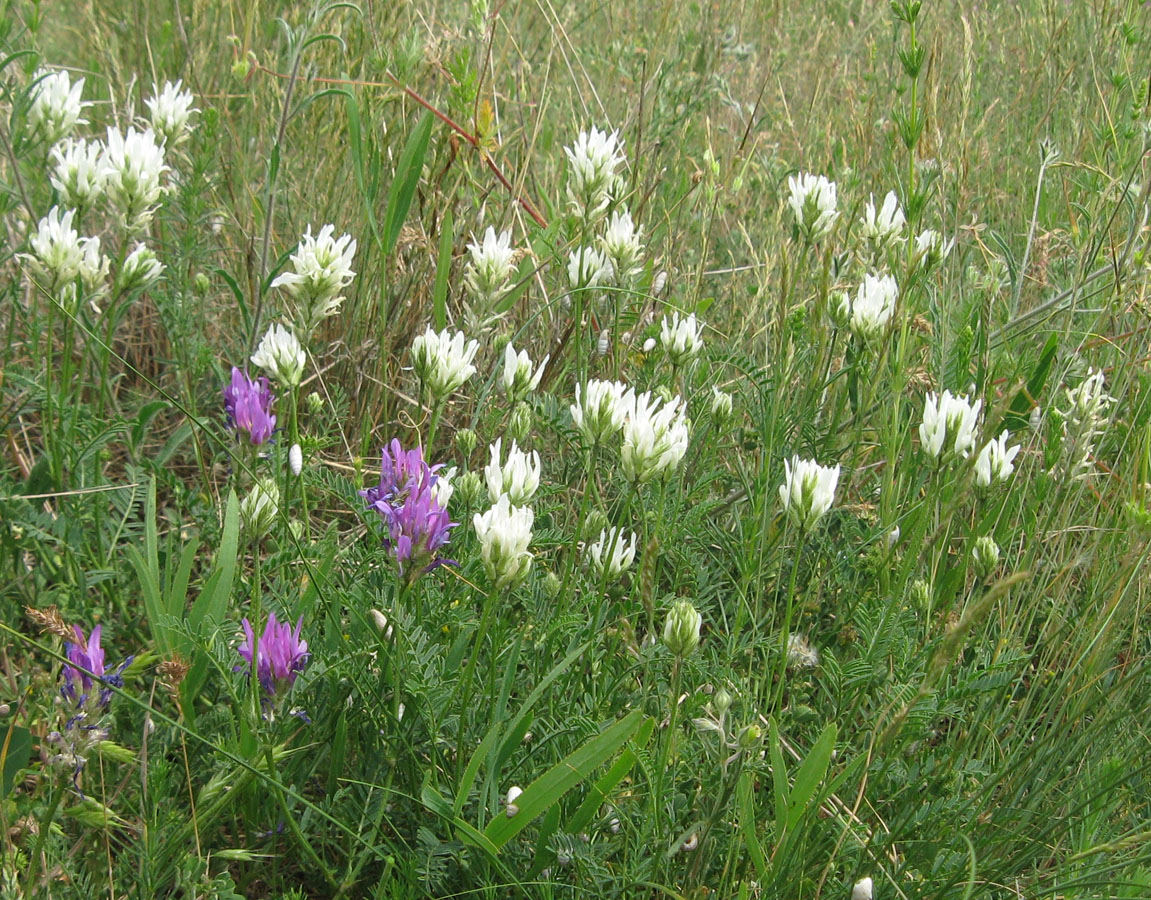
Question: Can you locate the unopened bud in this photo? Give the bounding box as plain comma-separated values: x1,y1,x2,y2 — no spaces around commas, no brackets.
972,536,1000,580
505,785,523,817
455,428,478,458
663,599,702,658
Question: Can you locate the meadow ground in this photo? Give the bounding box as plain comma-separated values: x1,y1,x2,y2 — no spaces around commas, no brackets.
2,0,1151,897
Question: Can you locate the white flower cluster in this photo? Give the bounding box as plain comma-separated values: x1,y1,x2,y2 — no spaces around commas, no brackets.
599,209,644,287
28,69,89,145
102,125,169,230
583,527,637,582
974,430,1020,487
620,392,690,483
145,80,198,146
271,224,357,336
571,379,632,446
485,438,541,506
779,456,840,531
501,344,548,403
568,245,613,290
26,206,108,308
411,327,479,401
474,495,534,589
787,172,838,242
836,273,899,343
919,390,983,460
50,139,105,213
1061,368,1115,477
859,190,906,252
565,127,626,220
252,323,307,388
464,226,517,312
660,311,704,367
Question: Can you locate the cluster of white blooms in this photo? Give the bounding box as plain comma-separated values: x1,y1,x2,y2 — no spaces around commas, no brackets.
836,272,899,343
779,456,840,531
28,69,89,145
919,390,983,460
568,245,613,290
501,344,548,403
26,206,108,302
571,379,632,445
240,477,280,535
974,430,1021,487
859,190,906,252
411,327,479,401
914,228,952,270
474,495,534,588
711,386,733,422
102,126,169,230
787,172,838,242
599,209,644,286
271,224,358,336
252,323,306,388
145,80,198,146
1061,368,1114,477
464,227,516,311
484,438,541,506
565,127,626,219
663,599,702,658
660,312,704,366
118,243,164,293
620,392,689,483
583,527,637,582
50,138,105,213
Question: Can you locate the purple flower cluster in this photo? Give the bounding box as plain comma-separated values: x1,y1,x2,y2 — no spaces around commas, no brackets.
360,438,457,578
50,624,132,782
238,612,309,701
223,366,276,445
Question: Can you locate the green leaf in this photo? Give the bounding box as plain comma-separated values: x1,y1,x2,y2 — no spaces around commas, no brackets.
453,723,502,820
738,769,768,879
482,708,646,849
785,721,836,832
383,112,433,255
1003,332,1057,432
433,209,454,330
2,724,31,798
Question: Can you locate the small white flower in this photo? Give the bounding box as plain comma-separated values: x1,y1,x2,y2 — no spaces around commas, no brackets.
240,477,280,535
484,438,541,505
271,224,357,336
621,392,690,483
464,226,516,310
411,327,479,400
571,379,632,445
919,390,983,460
974,430,1020,487
505,785,523,817
642,337,657,353
288,443,304,476
251,323,306,388
102,126,169,229
502,343,547,402
565,126,626,218
711,386,733,422
27,206,86,291
660,312,704,366
786,633,820,669
787,172,838,242
145,80,198,146
28,69,88,145
431,466,456,508
851,877,873,900
583,527,638,581
599,209,644,285
1061,369,1114,476
117,243,164,292
779,456,840,531
859,190,906,250
76,234,110,310
568,245,613,289
50,138,106,212
846,273,898,343
474,495,534,588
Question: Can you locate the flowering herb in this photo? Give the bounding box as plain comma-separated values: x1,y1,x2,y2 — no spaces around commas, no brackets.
238,613,309,702
223,366,276,445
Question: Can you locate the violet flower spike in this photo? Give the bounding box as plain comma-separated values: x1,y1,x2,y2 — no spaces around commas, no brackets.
238,613,309,701
223,366,276,445
386,482,458,576
359,437,442,510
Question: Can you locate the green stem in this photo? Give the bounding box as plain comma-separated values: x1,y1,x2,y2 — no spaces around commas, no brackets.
771,527,807,714
653,658,682,847
263,743,337,887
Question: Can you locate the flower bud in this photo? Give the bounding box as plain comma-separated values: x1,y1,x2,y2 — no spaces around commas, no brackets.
306,391,324,415
910,579,932,609
663,599,702,658
455,428,478,459
852,877,873,900
240,478,280,536
714,688,733,715
737,723,763,750
370,609,394,639
972,536,1000,580
711,386,733,424
509,401,532,443
505,785,523,817
289,443,303,476
457,470,485,507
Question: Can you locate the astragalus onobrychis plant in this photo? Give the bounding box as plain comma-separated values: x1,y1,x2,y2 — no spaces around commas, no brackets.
3,1,1151,898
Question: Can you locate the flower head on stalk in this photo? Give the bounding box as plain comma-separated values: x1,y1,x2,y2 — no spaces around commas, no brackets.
50,138,106,213
464,226,517,312
571,379,632,446
49,624,133,781
583,527,638,582
787,172,838,242
919,390,982,460
565,127,626,220
145,80,198,146
779,456,840,532
28,68,89,145
474,495,534,588
251,323,306,388
411,327,479,402
271,224,357,336
620,392,690,483
501,343,548,403
360,439,458,577
238,613,309,707
223,367,276,445
102,126,168,230
859,190,906,253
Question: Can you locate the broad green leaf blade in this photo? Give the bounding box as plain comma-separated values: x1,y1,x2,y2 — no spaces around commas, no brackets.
2,724,32,798
384,112,433,254
433,209,454,330
454,723,502,820
483,708,646,849
785,721,836,831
